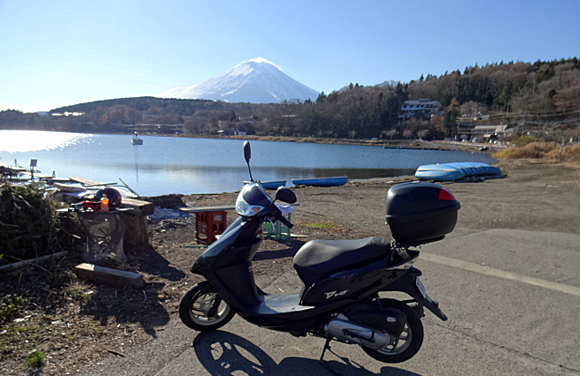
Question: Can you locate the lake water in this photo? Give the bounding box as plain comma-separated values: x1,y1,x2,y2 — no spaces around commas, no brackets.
0,130,496,196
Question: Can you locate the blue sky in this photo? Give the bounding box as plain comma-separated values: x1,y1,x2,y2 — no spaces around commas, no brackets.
1,0,578,112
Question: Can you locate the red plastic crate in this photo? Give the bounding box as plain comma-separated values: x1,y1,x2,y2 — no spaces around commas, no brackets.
195,210,227,245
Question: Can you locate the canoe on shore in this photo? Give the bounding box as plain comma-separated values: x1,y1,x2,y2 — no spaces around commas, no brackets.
292,176,348,187
415,162,502,181
260,180,287,190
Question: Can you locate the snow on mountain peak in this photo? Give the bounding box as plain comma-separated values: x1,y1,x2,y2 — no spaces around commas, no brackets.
247,57,282,70
159,58,318,103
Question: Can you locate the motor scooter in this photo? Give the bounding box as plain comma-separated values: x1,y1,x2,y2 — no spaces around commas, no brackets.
179,141,460,364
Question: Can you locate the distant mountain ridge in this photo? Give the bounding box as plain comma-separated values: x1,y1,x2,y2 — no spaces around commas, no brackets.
159,58,319,103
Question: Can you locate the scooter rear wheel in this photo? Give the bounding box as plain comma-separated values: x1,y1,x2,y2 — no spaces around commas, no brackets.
362,299,424,363
179,281,235,331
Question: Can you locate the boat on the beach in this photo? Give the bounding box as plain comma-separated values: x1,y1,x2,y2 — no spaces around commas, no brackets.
415,162,502,182
260,180,287,190
131,132,143,145
0,162,27,179
291,176,347,187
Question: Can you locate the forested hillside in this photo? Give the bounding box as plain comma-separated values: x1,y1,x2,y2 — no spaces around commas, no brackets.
2,58,579,141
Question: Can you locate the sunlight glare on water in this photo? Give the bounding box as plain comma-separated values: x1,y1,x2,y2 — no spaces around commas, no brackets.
0,130,92,152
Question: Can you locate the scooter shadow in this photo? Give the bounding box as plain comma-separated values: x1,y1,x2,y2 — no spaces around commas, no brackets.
193,330,423,376
253,239,305,261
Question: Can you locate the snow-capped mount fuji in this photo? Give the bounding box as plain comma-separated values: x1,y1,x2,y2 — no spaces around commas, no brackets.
159,58,319,103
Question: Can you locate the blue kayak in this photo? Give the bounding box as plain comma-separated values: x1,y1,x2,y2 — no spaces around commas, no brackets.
260,180,287,190
415,162,502,181
292,176,348,187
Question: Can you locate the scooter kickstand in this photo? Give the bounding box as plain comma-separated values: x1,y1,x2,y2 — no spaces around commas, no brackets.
318,339,342,376
319,339,332,362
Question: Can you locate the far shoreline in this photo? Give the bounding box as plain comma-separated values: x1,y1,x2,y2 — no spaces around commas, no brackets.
141,133,506,154
0,127,503,154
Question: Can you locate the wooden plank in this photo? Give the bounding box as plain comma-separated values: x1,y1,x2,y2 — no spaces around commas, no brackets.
179,205,235,213
53,182,86,192
47,177,73,183
122,197,155,216
69,177,116,186
74,263,144,287
69,177,103,186
35,175,55,181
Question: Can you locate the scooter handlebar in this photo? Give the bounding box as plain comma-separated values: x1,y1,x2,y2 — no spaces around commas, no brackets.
275,210,294,229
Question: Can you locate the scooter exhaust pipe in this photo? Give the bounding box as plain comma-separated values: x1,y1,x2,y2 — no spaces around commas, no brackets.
324,315,391,350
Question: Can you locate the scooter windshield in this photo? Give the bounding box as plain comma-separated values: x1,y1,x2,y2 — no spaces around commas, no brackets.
235,183,273,217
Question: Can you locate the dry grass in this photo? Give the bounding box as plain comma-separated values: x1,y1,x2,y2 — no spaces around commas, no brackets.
493,142,580,163
553,143,580,162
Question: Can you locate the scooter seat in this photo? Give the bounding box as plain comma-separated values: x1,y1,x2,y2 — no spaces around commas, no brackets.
293,236,391,287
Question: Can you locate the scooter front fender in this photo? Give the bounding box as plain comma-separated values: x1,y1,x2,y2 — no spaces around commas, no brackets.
383,267,448,321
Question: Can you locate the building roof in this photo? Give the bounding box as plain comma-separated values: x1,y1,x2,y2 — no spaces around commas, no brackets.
473,125,508,132
402,98,442,107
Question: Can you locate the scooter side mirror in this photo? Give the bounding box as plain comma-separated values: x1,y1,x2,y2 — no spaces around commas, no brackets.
243,141,254,182
275,187,297,204
243,141,251,163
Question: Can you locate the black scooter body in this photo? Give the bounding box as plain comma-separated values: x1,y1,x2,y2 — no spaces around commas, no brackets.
190,213,433,334
181,141,454,364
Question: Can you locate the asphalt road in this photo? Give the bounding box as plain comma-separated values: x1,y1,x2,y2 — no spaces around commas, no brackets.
82,227,580,376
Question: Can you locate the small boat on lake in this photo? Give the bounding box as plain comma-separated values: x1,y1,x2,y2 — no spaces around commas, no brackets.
292,176,347,187
415,162,502,182
260,180,287,190
131,132,143,145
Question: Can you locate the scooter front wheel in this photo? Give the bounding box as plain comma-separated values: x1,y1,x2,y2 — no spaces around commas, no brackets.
179,281,235,331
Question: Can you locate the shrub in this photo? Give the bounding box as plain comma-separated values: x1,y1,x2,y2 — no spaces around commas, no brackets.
512,135,544,147
0,183,60,264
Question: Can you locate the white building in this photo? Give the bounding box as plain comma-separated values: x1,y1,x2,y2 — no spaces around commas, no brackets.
400,98,443,120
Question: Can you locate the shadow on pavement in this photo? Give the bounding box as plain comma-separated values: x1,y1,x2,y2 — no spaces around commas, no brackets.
193,331,423,376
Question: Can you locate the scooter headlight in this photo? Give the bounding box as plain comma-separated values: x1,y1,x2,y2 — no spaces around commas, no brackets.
235,199,264,217
235,182,272,217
